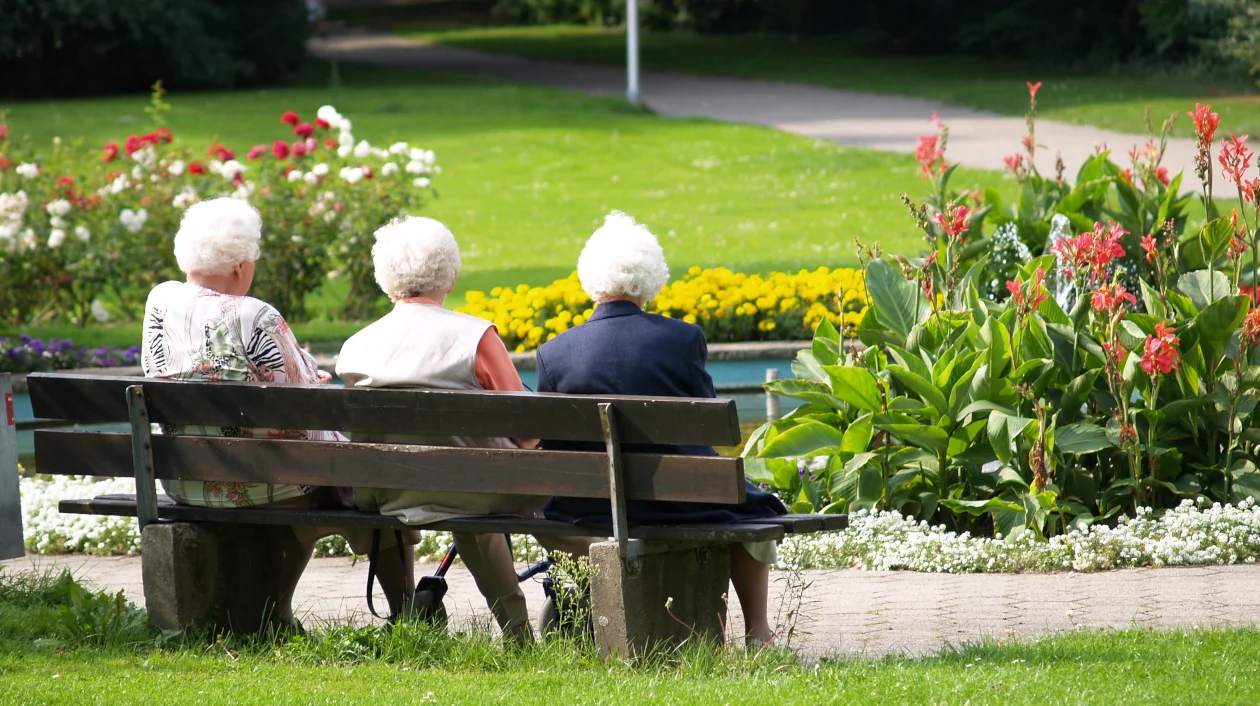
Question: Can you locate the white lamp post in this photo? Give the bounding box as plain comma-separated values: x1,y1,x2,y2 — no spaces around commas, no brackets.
626,0,640,105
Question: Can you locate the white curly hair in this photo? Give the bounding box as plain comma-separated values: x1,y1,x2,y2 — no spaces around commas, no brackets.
577,211,669,303
372,216,461,301
172,197,262,275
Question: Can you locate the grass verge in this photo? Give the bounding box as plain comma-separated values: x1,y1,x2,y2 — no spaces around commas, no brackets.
399,24,1260,139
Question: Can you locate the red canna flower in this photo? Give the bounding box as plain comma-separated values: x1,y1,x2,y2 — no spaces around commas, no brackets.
1244,286,1260,304
1140,322,1181,376
247,144,267,160
1229,235,1250,262
915,133,947,180
1244,178,1260,203
1090,283,1137,313
1118,423,1138,447
1027,81,1042,100
101,143,119,162
1050,221,1127,285
1102,339,1129,366
1242,307,1260,352
1006,279,1021,298
1003,153,1024,173
1141,234,1158,263
293,122,314,138
1188,103,1221,151
272,140,290,159
206,144,234,161
315,117,331,130
1120,168,1133,184
280,111,300,126
188,161,206,175
1008,267,1049,314
931,203,970,240
1156,166,1170,186
1220,134,1254,187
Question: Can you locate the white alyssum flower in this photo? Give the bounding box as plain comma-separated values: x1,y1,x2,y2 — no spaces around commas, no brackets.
47,229,66,248
120,208,148,233
288,170,304,183
311,163,330,177
15,163,39,179
45,199,72,217
389,142,410,156
74,225,91,242
339,166,365,184
168,160,186,176
20,475,140,555
353,140,372,159
412,177,430,188
381,162,399,176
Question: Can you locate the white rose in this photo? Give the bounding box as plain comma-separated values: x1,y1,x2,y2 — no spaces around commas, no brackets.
18,228,36,249
372,148,389,159
16,163,39,179
381,162,399,176
409,148,426,162
168,160,186,176
413,177,431,188
405,160,427,175
423,150,436,164
49,216,66,229
304,172,318,185
389,142,410,155
120,208,148,233
291,235,303,244
339,166,364,184
130,166,143,181
220,160,247,181
74,225,91,241
323,210,337,223
353,140,371,159
336,145,352,158
109,175,129,194
312,163,330,177
48,229,66,248
288,170,304,183
45,199,71,217
172,187,198,209
339,119,352,133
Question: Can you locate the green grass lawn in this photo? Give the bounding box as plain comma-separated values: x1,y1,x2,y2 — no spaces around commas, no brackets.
398,25,1260,139
2,61,1011,341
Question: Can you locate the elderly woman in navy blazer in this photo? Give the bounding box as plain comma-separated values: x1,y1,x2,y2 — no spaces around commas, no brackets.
536,211,788,645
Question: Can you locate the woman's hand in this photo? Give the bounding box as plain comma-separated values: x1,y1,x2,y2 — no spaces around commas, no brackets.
315,370,333,384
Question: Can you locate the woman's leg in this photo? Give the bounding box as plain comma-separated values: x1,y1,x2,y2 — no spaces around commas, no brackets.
729,543,773,645
451,532,532,644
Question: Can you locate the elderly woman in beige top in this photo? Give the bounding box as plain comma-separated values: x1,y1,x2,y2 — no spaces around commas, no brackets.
337,216,575,641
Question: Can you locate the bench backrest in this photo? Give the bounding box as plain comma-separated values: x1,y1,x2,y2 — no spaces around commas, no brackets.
27,373,747,505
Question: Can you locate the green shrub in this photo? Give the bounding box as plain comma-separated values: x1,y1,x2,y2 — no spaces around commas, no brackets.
0,0,311,98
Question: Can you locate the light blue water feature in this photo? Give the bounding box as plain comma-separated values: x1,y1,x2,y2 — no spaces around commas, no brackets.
13,358,801,454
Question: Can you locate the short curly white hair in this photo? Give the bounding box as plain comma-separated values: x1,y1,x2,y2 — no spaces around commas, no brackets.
172,197,262,275
372,216,461,301
577,211,669,303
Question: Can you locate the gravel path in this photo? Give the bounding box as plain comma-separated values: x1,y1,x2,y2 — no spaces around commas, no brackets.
7,553,1260,659
310,30,1223,185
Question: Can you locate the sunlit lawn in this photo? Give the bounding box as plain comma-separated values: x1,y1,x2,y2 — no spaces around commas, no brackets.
396,24,1260,139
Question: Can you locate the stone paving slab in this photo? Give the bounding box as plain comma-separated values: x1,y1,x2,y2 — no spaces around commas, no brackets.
7,553,1260,659
310,30,1225,187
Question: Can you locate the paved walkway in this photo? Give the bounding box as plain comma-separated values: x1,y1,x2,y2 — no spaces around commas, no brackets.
7,553,1260,659
311,30,1220,185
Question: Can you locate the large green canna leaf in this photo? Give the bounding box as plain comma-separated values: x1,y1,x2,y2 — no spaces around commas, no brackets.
841,413,874,455
764,379,844,410
759,421,849,458
811,317,842,366
1055,421,1113,453
1177,269,1231,312
874,414,950,454
887,365,949,416
792,349,828,383
988,410,1035,464
865,258,931,340
824,365,884,411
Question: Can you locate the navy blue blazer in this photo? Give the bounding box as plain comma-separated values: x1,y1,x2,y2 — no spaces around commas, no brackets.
536,300,787,525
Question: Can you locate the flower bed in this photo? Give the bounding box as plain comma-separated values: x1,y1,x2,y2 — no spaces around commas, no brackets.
0,90,438,324
457,266,869,352
1,335,140,374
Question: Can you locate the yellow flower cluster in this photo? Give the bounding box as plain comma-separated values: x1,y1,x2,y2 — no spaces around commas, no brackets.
458,266,869,352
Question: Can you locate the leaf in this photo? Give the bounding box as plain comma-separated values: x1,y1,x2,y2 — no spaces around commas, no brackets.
792,349,827,383
939,497,1024,516
988,411,1035,465
980,317,1012,378
865,258,931,340
956,400,1016,420
1199,216,1236,264
874,415,950,454
1054,422,1113,454
852,465,885,511
759,421,849,458
1140,279,1166,319
764,379,844,410
811,317,842,366
887,345,931,381
841,413,874,455
824,365,883,411
887,365,949,416
1194,295,1249,343
1177,269,1231,312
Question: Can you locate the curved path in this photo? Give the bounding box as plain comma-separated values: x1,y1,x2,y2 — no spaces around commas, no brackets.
312,30,1220,185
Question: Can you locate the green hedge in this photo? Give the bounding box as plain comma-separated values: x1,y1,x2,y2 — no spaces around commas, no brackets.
0,0,311,98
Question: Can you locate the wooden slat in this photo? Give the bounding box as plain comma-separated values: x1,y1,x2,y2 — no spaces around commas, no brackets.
56,497,786,543
755,514,849,533
26,373,741,447
35,430,747,505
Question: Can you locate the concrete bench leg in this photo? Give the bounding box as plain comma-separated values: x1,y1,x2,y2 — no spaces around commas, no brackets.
141,522,295,633
589,540,730,657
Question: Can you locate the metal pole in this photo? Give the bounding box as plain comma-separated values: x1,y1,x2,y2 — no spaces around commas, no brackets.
0,374,25,559
626,0,641,105
765,368,780,422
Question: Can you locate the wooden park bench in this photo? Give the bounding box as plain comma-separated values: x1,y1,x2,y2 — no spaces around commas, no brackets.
23,371,846,655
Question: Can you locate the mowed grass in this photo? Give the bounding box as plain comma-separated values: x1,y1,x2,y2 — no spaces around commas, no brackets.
400,25,1260,139
3,627,1260,704
2,62,998,296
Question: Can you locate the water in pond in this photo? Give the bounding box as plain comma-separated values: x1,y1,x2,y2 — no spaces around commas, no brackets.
14,358,801,455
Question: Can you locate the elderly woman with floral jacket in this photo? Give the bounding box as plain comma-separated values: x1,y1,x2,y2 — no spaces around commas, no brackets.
141,197,414,625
